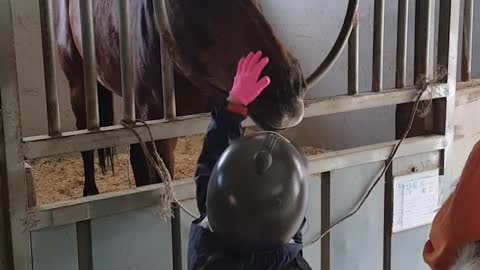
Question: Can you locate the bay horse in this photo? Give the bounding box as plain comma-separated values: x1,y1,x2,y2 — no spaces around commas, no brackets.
53,0,307,196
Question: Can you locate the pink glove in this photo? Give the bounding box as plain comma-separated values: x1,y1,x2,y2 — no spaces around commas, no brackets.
228,51,271,106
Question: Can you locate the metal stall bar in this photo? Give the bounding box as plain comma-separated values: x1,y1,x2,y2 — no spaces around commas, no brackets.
348,22,359,95
461,0,474,82
39,0,61,136
78,1,98,269
383,165,394,270
119,0,135,122
395,0,408,88
372,0,385,92
155,0,176,121
438,0,460,171
0,0,31,269
171,207,183,270
396,0,436,139
320,172,331,270
77,221,94,270
79,0,100,130
385,1,409,268
414,0,435,79
154,0,181,269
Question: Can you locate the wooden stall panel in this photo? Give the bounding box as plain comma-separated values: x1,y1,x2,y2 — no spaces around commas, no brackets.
391,225,431,270
31,224,78,270
330,162,385,270
90,207,173,270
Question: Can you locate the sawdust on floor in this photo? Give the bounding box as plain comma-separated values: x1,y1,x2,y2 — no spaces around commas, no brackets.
30,134,326,206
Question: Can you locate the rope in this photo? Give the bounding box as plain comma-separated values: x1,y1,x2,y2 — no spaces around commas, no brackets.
121,119,199,220
303,67,448,247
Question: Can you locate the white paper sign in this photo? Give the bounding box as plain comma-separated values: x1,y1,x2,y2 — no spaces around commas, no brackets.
393,170,440,233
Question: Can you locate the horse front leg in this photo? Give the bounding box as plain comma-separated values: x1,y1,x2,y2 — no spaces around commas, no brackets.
81,151,98,196
129,138,178,186
69,84,100,196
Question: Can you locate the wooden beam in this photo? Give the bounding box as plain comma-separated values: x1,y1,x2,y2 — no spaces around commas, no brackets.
27,135,445,231
23,85,449,160
456,80,480,106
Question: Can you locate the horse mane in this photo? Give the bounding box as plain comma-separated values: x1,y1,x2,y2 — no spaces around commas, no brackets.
453,242,480,270
238,0,293,66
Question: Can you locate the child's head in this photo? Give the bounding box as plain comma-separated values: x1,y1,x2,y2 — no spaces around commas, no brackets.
206,131,309,252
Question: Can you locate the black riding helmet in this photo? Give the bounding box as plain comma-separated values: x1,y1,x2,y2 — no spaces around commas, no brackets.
206,131,309,252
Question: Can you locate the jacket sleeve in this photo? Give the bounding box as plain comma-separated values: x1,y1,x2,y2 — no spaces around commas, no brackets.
194,100,246,216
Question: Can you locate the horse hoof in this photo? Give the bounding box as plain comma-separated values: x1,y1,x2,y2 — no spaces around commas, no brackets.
83,188,100,197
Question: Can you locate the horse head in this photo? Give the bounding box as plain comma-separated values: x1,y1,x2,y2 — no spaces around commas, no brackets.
161,0,358,130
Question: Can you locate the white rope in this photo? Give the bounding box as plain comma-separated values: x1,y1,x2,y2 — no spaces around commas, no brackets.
121,119,199,220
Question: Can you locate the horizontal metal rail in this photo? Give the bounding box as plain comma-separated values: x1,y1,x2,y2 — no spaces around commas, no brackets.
303,84,448,118
27,134,446,231
23,84,449,159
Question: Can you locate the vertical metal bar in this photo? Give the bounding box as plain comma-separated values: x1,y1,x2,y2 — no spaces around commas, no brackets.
396,0,436,139
79,0,100,130
0,0,32,269
440,0,460,86
372,0,385,92
39,0,61,136
160,42,176,121
320,172,331,270
119,0,135,123
76,221,93,270
415,0,435,80
348,23,359,95
154,0,176,120
395,0,409,88
461,0,474,82
171,206,182,270
383,165,393,270
437,1,452,76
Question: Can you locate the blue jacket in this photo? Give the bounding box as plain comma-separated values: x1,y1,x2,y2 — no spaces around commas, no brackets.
188,100,311,270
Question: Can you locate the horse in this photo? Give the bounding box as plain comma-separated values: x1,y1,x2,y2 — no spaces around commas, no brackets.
53,0,308,196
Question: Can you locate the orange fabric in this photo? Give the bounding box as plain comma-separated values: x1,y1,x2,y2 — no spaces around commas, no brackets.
423,141,480,270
